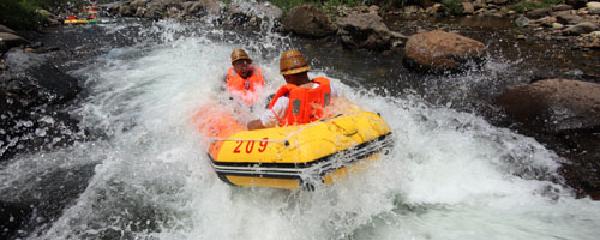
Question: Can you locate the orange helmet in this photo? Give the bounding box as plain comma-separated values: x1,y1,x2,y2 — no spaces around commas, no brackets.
280,49,311,75
231,48,251,64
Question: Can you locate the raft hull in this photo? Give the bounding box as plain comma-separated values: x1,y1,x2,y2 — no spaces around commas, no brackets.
210,133,392,189
195,104,393,190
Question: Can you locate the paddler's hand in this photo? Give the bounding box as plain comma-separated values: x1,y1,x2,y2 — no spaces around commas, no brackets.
247,119,265,130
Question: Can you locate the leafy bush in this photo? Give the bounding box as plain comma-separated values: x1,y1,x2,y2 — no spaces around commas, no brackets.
270,0,319,11
0,0,84,30
0,0,43,30
323,0,362,7
442,0,463,15
270,0,362,11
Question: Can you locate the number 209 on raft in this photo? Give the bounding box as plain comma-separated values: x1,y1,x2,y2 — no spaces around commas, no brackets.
233,138,269,153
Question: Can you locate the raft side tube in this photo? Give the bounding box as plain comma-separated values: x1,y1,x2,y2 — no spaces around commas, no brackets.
210,132,393,189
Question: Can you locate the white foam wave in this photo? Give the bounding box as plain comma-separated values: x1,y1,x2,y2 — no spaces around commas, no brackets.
1,22,597,240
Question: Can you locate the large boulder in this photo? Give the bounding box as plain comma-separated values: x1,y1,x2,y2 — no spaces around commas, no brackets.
551,4,574,11
2,50,80,105
144,0,185,18
183,0,222,17
282,5,335,37
565,0,589,9
577,31,600,48
129,0,147,16
553,11,584,25
130,0,147,8
336,6,394,50
526,7,551,19
0,24,16,34
462,1,475,14
147,0,184,8
563,22,599,35
404,30,485,71
536,16,558,27
497,79,600,133
119,4,134,17
0,32,27,51
514,16,530,27
588,1,600,14
134,6,147,17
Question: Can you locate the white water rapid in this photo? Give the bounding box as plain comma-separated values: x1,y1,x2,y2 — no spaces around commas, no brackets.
1,20,599,240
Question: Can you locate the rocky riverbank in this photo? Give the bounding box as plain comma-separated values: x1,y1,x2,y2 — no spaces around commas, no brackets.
1,20,152,238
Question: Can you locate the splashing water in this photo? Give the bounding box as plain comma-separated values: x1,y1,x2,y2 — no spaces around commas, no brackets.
1,20,599,240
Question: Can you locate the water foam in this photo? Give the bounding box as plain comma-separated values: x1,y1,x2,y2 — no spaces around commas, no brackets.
1,21,598,240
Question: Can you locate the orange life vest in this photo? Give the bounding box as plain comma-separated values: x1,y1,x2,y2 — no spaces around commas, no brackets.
268,77,332,126
226,66,265,105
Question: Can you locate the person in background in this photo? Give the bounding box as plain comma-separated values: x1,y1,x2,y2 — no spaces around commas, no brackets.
247,49,339,130
224,48,265,106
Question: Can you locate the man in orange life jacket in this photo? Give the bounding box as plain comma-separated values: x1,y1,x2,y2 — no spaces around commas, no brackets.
224,48,265,106
247,49,338,130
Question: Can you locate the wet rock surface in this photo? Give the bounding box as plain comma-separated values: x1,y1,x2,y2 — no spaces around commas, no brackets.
335,6,398,50
589,1,600,14
497,79,600,199
283,5,335,38
315,13,599,199
114,0,223,18
0,32,28,51
0,162,97,239
183,0,223,17
577,30,600,47
0,48,81,161
563,22,599,35
497,79,600,133
404,30,486,71
0,24,17,34
1,23,139,162
0,24,145,240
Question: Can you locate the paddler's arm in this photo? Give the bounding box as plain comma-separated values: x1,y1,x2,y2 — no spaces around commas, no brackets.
247,96,288,130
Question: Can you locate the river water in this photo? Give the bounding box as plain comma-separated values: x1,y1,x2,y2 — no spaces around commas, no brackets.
1,19,600,240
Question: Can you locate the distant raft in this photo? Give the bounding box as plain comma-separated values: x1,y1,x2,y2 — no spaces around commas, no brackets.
194,101,393,190
64,17,97,25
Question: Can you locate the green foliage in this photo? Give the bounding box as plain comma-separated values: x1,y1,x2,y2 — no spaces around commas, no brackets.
0,0,43,30
442,0,463,15
365,0,422,7
323,0,362,8
0,0,88,30
270,0,318,11
511,0,564,13
270,0,362,11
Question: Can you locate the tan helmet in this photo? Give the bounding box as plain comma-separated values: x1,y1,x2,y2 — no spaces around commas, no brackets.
231,48,251,64
280,49,311,75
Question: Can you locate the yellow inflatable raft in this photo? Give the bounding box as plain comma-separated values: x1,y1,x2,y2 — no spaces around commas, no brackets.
64,18,97,24
195,101,392,190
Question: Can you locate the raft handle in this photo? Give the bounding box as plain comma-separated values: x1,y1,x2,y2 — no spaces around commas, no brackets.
320,114,344,122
